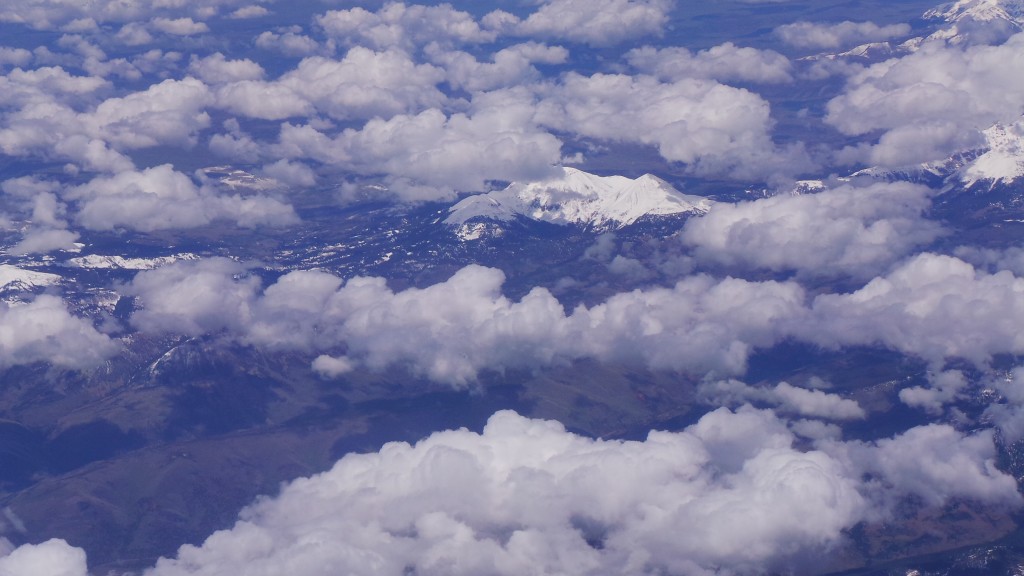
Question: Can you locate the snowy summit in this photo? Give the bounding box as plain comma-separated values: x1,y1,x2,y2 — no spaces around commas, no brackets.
925,0,1024,24
445,167,712,231
962,120,1024,186
923,0,1024,43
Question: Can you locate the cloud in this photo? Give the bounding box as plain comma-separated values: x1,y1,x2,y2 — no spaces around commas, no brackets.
273,89,562,200
0,176,80,254
316,3,496,52
534,72,813,180
0,295,119,370
508,0,674,46
87,76,213,149
3,407,1016,576
124,407,1016,576
775,20,911,50
10,228,80,255
228,6,268,19
150,16,210,36
827,424,1019,509
125,248,1024,387
215,48,445,121
427,42,569,93
955,245,1024,276
698,379,867,420
253,29,320,57
187,53,264,84
626,43,794,84
982,366,1024,442
680,181,943,279
124,257,261,336
803,253,1024,365
0,72,214,172
0,538,87,576
827,33,1024,166
0,0,269,30
898,369,970,415
0,47,33,68
65,165,298,232
126,259,805,385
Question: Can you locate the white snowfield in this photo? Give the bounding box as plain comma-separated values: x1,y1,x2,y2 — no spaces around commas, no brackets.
0,265,61,291
445,167,713,230
925,0,1024,25
66,253,200,270
962,121,1024,186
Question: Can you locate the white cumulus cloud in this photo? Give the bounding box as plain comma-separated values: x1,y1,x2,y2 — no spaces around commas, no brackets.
129,407,1017,576
827,33,1024,166
680,181,943,279
775,20,911,50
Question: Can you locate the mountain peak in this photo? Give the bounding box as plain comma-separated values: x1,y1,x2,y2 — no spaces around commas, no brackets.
925,0,1024,23
445,167,712,232
923,0,1024,45
961,120,1024,186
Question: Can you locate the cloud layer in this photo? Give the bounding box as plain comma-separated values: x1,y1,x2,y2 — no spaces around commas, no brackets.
108,408,1020,575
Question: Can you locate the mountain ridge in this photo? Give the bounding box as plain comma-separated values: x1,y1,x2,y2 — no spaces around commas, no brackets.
445,167,712,234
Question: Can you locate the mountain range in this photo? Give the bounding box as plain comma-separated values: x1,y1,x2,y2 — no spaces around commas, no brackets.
444,167,713,233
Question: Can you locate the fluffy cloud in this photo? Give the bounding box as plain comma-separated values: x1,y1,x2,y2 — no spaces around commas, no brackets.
121,243,1024,383
215,49,445,121
0,72,213,171
126,259,805,384
0,538,87,576
150,17,210,36
955,245,1024,275
982,366,1024,442
126,249,1024,385
775,20,911,50
125,257,260,336
0,176,80,254
626,43,794,84
187,53,265,84
0,0,268,30
254,29,320,57
899,370,969,415
428,42,569,93
0,295,119,369
86,77,213,149
827,424,1019,508
2,407,1015,576
827,33,1024,166
698,379,866,420
65,165,298,232
680,181,943,278
316,3,496,52
129,408,1016,576
273,89,562,200
507,0,674,46
534,72,812,179
10,228,80,254
803,253,1024,365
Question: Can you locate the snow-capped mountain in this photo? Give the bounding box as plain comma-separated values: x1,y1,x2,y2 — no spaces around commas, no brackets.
445,167,712,232
807,0,1024,63
0,264,61,293
960,121,1024,187
922,0,1024,45
925,0,1024,26
852,118,1024,191
66,253,200,270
